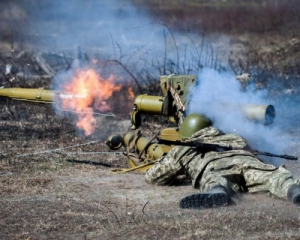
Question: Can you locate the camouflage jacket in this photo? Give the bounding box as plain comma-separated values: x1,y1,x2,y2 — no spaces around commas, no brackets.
154,126,257,187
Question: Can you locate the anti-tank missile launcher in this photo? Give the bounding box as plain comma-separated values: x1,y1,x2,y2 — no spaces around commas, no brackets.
131,93,276,129
1,74,294,171
0,75,276,125
0,75,276,170
105,74,278,172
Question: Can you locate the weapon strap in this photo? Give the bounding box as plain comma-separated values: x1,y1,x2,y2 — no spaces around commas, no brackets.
126,130,146,164
137,131,160,159
168,84,185,111
123,130,160,169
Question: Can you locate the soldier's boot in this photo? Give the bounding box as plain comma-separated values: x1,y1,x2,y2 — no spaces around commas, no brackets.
287,185,300,205
179,185,230,209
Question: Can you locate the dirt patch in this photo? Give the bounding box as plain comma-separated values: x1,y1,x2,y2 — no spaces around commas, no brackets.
1,161,300,239
1,1,300,239
1,120,300,239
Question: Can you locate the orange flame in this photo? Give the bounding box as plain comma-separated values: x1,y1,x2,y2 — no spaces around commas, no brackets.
128,87,134,99
60,68,130,136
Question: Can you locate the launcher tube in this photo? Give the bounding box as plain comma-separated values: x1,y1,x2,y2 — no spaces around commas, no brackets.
134,95,164,114
0,87,86,103
123,131,169,160
241,104,275,125
0,88,54,102
132,94,276,125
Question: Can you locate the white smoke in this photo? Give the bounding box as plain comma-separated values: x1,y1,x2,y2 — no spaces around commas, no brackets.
8,0,298,160
22,1,165,57
187,68,295,164
12,0,222,74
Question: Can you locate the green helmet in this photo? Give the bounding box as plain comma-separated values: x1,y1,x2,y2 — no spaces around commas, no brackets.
179,113,212,139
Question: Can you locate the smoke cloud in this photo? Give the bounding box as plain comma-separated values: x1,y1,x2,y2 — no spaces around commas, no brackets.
15,1,165,57
5,0,223,71
188,68,298,164
17,0,221,139
2,0,298,159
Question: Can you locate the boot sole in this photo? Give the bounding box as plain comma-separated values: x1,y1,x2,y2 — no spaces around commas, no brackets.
179,192,229,209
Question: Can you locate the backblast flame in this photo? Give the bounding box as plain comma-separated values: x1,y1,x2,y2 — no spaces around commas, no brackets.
59,68,130,136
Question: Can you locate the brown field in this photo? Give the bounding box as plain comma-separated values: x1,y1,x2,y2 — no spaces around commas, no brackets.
1,1,300,239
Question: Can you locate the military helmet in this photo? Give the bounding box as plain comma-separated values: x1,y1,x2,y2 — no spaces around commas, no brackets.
179,113,212,139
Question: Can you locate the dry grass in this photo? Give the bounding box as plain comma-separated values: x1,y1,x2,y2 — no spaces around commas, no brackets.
1,113,300,239
1,163,300,239
133,0,300,35
1,1,300,239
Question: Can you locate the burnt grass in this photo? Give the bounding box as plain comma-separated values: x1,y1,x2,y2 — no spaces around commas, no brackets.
0,109,300,239
1,1,300,239
1,107,300,240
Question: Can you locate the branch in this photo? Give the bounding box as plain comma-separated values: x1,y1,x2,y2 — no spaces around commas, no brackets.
110,59,143,94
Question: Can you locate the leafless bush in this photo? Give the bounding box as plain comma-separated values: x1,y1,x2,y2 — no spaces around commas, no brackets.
136,0,300,35
229,42,300,92
106,27,224,95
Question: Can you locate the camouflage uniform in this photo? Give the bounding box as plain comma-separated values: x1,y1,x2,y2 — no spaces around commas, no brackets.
145,127,299,200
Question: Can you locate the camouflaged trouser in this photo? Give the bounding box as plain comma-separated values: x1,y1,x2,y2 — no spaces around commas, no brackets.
199,156,298,199
145,148,300,200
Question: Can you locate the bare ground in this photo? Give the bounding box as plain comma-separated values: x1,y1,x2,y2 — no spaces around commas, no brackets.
1,1,300,239
1,160,300,239
1,112,300,239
